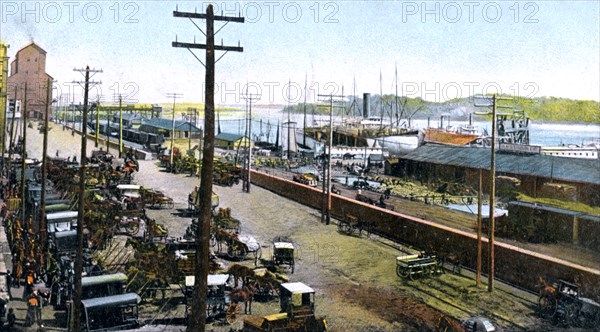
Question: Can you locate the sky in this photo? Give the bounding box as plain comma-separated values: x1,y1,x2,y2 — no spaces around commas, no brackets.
1,0,599,106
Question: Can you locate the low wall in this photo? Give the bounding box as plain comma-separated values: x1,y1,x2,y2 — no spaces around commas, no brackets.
250,170,600,300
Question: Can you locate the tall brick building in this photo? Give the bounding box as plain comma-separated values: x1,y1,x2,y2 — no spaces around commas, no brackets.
7,42,53,120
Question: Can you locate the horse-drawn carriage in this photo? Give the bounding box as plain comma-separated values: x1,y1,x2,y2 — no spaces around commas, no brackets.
184,274,232,322
539,279,600,328
272,237,295,274
292,173,317,187
396,253,444,280
242,282,327,331
213,162,242,187
337,214,373,237
141,188,174,209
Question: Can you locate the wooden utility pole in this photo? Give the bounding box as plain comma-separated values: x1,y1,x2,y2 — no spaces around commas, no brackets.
476,168,482,287
7,89,17,176
318,93,344,225
71,66,102,331
119,95,123,158
173,4,243,330
488,95,497,292
166,92,183,168
95,96,100,147
242,92,260,193
40,78,53,259
474,94,511,292
20,83,27,224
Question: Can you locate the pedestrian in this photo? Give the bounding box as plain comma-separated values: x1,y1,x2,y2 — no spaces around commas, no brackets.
35,290,43,324
26,290,40,326
7,308,15,328
55,150,59,158
5,270,12,299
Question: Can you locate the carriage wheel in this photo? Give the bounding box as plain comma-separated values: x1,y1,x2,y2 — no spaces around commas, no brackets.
126,222,139,235
225,303,241,324
399,267,410,279
396,265,402,278
343,223,353,234
408,268,419,280
337,222,345,232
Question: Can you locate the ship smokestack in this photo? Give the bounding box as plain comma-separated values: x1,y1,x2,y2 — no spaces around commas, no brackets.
363,93,370,118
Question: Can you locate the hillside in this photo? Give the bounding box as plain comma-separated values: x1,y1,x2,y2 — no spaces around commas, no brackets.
282,96,600,124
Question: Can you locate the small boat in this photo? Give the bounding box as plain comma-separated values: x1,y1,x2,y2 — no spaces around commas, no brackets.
423,128,480,146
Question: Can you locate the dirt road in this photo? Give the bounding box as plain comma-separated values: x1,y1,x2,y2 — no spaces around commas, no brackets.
17,121,565,331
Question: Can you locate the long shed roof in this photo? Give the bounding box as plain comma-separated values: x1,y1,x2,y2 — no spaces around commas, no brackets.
141,118,202,132
400,145,600,185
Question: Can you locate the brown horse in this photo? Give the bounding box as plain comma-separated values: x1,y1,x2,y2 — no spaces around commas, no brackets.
229,283,256,314
538,276,557,309
213,228,237,253
227,264,255,288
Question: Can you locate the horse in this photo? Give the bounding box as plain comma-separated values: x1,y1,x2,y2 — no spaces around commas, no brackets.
537,276,557,309
229,283,256,314
227,264,255,288
213,228,237,253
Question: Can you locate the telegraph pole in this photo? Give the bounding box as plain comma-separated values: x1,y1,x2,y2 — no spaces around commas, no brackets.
318,93,344,225
40,78,54,264
474,94,511,292
173,4,243,331
242,91,260,193
119,95,123,158
166,92,183,168
20,83,27,225
95,96,100,147
71,66,102,331
7,89,17,177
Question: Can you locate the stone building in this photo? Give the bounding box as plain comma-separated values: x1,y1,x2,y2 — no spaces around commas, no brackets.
7,42,53,120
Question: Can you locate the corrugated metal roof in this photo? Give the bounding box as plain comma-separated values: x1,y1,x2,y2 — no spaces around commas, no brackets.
215,132,246,142
509,201,600,222
141,118,202,132
400,145,600,185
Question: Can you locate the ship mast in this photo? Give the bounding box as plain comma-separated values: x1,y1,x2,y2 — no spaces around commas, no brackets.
303,73,307,147
379,70,384,131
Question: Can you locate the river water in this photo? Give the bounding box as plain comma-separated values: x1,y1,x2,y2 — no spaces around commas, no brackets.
212,108,600,147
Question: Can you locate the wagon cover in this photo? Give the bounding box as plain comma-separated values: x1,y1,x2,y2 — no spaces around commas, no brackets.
281,282,314,294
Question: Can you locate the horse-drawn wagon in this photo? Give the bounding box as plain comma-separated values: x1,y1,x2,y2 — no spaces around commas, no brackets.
396,253,444,280
141,188,174,209
272,237,295,273
184,274,232,322
540,279,600,328
242,282,327,331
337,214,373,237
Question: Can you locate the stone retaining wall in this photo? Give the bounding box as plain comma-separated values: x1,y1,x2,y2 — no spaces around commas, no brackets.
250,170,600,300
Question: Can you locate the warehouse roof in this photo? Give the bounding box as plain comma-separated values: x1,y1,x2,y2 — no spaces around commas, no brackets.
141,118,202,132
400,145,600,185
215,132,246,142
